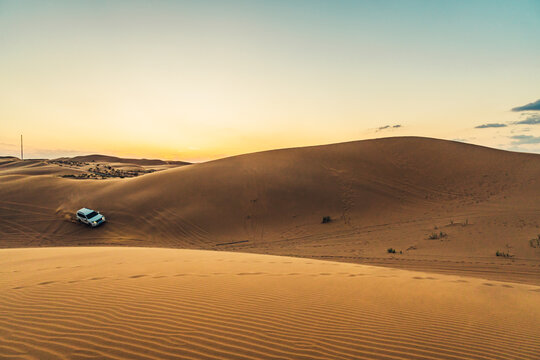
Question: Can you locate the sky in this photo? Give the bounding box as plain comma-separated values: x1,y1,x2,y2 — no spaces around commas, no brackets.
1,0,539,161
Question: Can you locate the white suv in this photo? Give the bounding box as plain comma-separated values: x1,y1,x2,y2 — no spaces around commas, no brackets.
76,208,106,227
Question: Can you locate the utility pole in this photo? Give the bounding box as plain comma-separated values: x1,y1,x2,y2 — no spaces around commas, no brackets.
20,135,23,161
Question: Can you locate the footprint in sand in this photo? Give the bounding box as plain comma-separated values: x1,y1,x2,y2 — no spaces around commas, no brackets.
236,272,266,276
38,281,56,285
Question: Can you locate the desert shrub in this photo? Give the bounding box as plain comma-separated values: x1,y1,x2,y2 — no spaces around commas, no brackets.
496,250,511,258
529,235,540,248
387,248,396,254
321,216,331,224
429,232,447,240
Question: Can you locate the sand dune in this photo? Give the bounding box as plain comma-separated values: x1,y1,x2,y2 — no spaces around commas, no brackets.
2,137,540,359
1,137,540,284
58,154,190,166
1,247,539,360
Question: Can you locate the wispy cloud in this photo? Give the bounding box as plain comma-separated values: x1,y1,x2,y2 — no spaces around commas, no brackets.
475,123,507,128
510,135,540,145
513,114,540,125
376,124,402,132
511,99,540,112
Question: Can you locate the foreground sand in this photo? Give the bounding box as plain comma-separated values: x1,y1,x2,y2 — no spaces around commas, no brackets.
1,247,539,360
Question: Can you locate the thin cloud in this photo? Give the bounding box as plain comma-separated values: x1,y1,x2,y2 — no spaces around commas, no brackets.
510,135,540,145
376,124,402,132
514,114,540,125
475,123,507,129
511,99,540,112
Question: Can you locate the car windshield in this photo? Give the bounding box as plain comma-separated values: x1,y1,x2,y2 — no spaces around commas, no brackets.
86,211,99,219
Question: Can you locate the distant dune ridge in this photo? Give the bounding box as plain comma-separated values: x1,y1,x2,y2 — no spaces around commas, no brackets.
1,136,540,284
59,154,191,166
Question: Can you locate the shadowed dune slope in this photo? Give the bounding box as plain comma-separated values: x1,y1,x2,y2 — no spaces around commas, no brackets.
1,137,540,283
1,247,539,360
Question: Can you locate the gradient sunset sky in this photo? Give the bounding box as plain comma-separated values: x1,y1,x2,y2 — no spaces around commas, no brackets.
1,0,539,161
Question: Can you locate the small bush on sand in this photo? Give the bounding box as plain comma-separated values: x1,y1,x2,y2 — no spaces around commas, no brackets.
387,248,396,254
529,235,540,248
496,250,512,258
321,216,331,224
429,232,448,240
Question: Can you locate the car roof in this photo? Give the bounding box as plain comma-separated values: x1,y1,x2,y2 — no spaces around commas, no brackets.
77,208,95,215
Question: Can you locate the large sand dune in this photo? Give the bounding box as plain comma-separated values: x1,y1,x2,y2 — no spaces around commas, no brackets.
2,247,539,360
1,137,540,284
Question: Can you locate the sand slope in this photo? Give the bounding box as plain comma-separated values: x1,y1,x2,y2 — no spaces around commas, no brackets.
1,137,540,284
1,247,539,360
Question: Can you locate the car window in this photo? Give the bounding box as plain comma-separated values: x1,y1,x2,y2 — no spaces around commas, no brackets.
86,211,98,219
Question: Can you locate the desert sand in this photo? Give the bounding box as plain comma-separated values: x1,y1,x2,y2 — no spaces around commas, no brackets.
2,137,540,359
1,247,539,360
1,137,539,284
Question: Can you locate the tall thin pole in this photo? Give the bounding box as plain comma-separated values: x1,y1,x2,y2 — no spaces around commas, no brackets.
20,135,23,161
